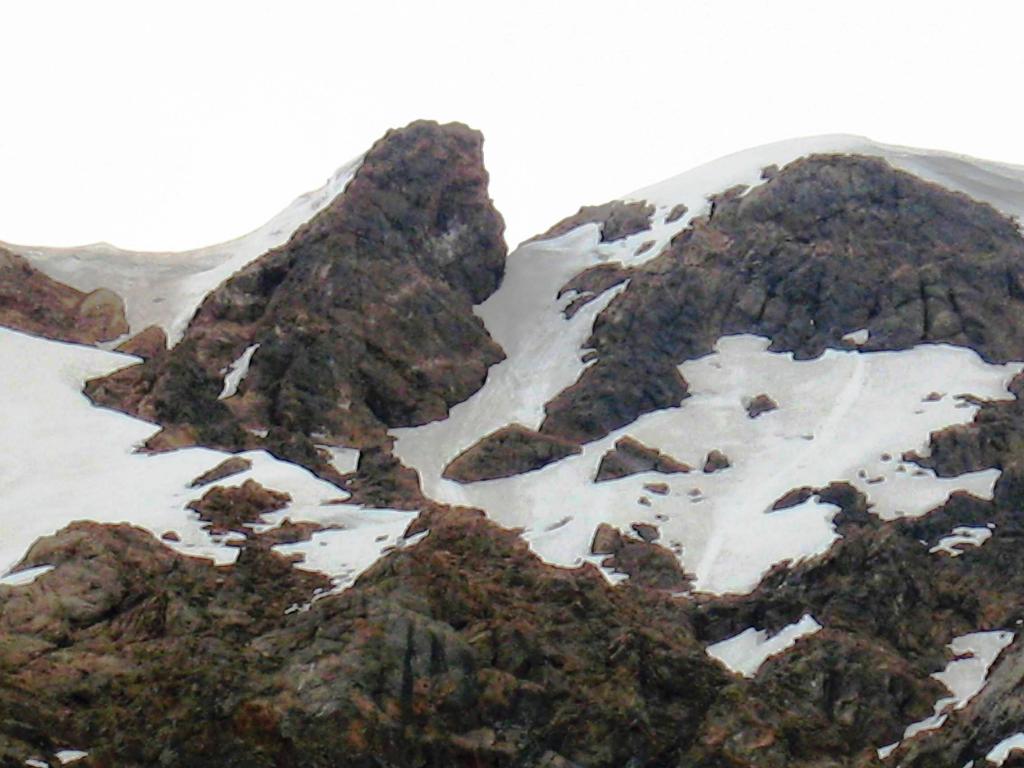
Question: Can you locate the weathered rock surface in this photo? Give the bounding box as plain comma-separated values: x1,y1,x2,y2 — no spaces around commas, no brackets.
186,479,291,534
542,154,1024,444
557,262,630,320
703,449,731,473
595,436,691,482
115,324,168,359
85,121,508,485
536,200,655,243
0,246,129,345
442,424,582,483
189,456,253,488
746,393,779,418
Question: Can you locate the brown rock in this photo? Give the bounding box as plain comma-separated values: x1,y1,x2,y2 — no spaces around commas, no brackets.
187,479,291,534
84,121,508,477
703,450,731,473
539,154,1024,449
591,523,623,555
0,247,128,345
160,531,181,542
442,424,581,483
631,522,660,542
745,393,778,418
535,199,655,243
643,482,670,495
602,535,692,591
769,486,814,511
189,456,254,488
115,325,168,360
557,262,630,320
666,203,689,223
594,436,691,482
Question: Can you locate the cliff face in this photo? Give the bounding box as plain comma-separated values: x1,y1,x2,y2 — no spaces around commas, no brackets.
540,154,1024,444
86,120,508,473
8,130,1024,768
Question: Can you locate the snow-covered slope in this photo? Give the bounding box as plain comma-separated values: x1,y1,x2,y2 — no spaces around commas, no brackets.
0,326,414,588
392,134,1024,595
4,156,361,343
6,132,1024,600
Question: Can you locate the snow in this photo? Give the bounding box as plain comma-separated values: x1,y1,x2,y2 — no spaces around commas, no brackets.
218,343,260,400
322,445,360,475
272,507,417,593
6,156,361,343
25,760,48,768
55,751,88,765
0,564,55,587
706,614,822,677
887,630,1015,752
395,334,1020,595
843,328,870,346
930,526,994,557
0,326,415,586
987,733,1024,765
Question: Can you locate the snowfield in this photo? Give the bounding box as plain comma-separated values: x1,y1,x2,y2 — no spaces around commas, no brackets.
396,332,1021,595
5,132,1024,609
0,327,415,587
388,134,1024,594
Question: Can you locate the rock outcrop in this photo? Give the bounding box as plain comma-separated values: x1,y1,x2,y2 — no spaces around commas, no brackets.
442,424,582,483
84,120,508,490
594,436,691,482
536,200,655,243
0,247,128,345
540,154,1024,444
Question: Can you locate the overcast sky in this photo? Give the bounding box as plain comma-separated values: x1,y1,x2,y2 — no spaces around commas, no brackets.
2,0,1023,251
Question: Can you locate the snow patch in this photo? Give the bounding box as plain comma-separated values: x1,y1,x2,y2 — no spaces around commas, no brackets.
987,733,1024,765
0,564,55,587
843,328,870,345
55,751,89,765
0,327,406,591
218,343,259,400
885,630,1015,753
930,526,993,557
706,614,822,677
396,333,1020,595
322,445,360,475
273,510,418,593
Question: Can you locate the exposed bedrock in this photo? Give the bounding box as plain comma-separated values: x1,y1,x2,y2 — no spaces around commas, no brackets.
0,504,966,768
594,436,691,482
540,154,1024,445
535,199,656,243
0,246,129,345
85,120,509,494
442,424,582,483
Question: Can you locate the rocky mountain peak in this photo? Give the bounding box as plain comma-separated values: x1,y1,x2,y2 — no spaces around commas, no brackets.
85,120,508,475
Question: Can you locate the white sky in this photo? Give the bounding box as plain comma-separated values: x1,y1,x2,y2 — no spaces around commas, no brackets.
2,0,1023,252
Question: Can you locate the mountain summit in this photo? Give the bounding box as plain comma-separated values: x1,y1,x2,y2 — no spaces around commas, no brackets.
4,125,1024,767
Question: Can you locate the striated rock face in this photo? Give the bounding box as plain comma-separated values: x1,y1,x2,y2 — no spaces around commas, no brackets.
442,424,582,483
594,436,691,482
540,154,1024,444
85,120,508,478
0,247,129,344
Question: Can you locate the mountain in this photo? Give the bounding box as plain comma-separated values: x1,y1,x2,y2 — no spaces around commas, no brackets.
4,122,1024,767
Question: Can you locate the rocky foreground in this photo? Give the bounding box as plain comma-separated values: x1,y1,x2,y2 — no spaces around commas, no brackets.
5,123,1024,766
